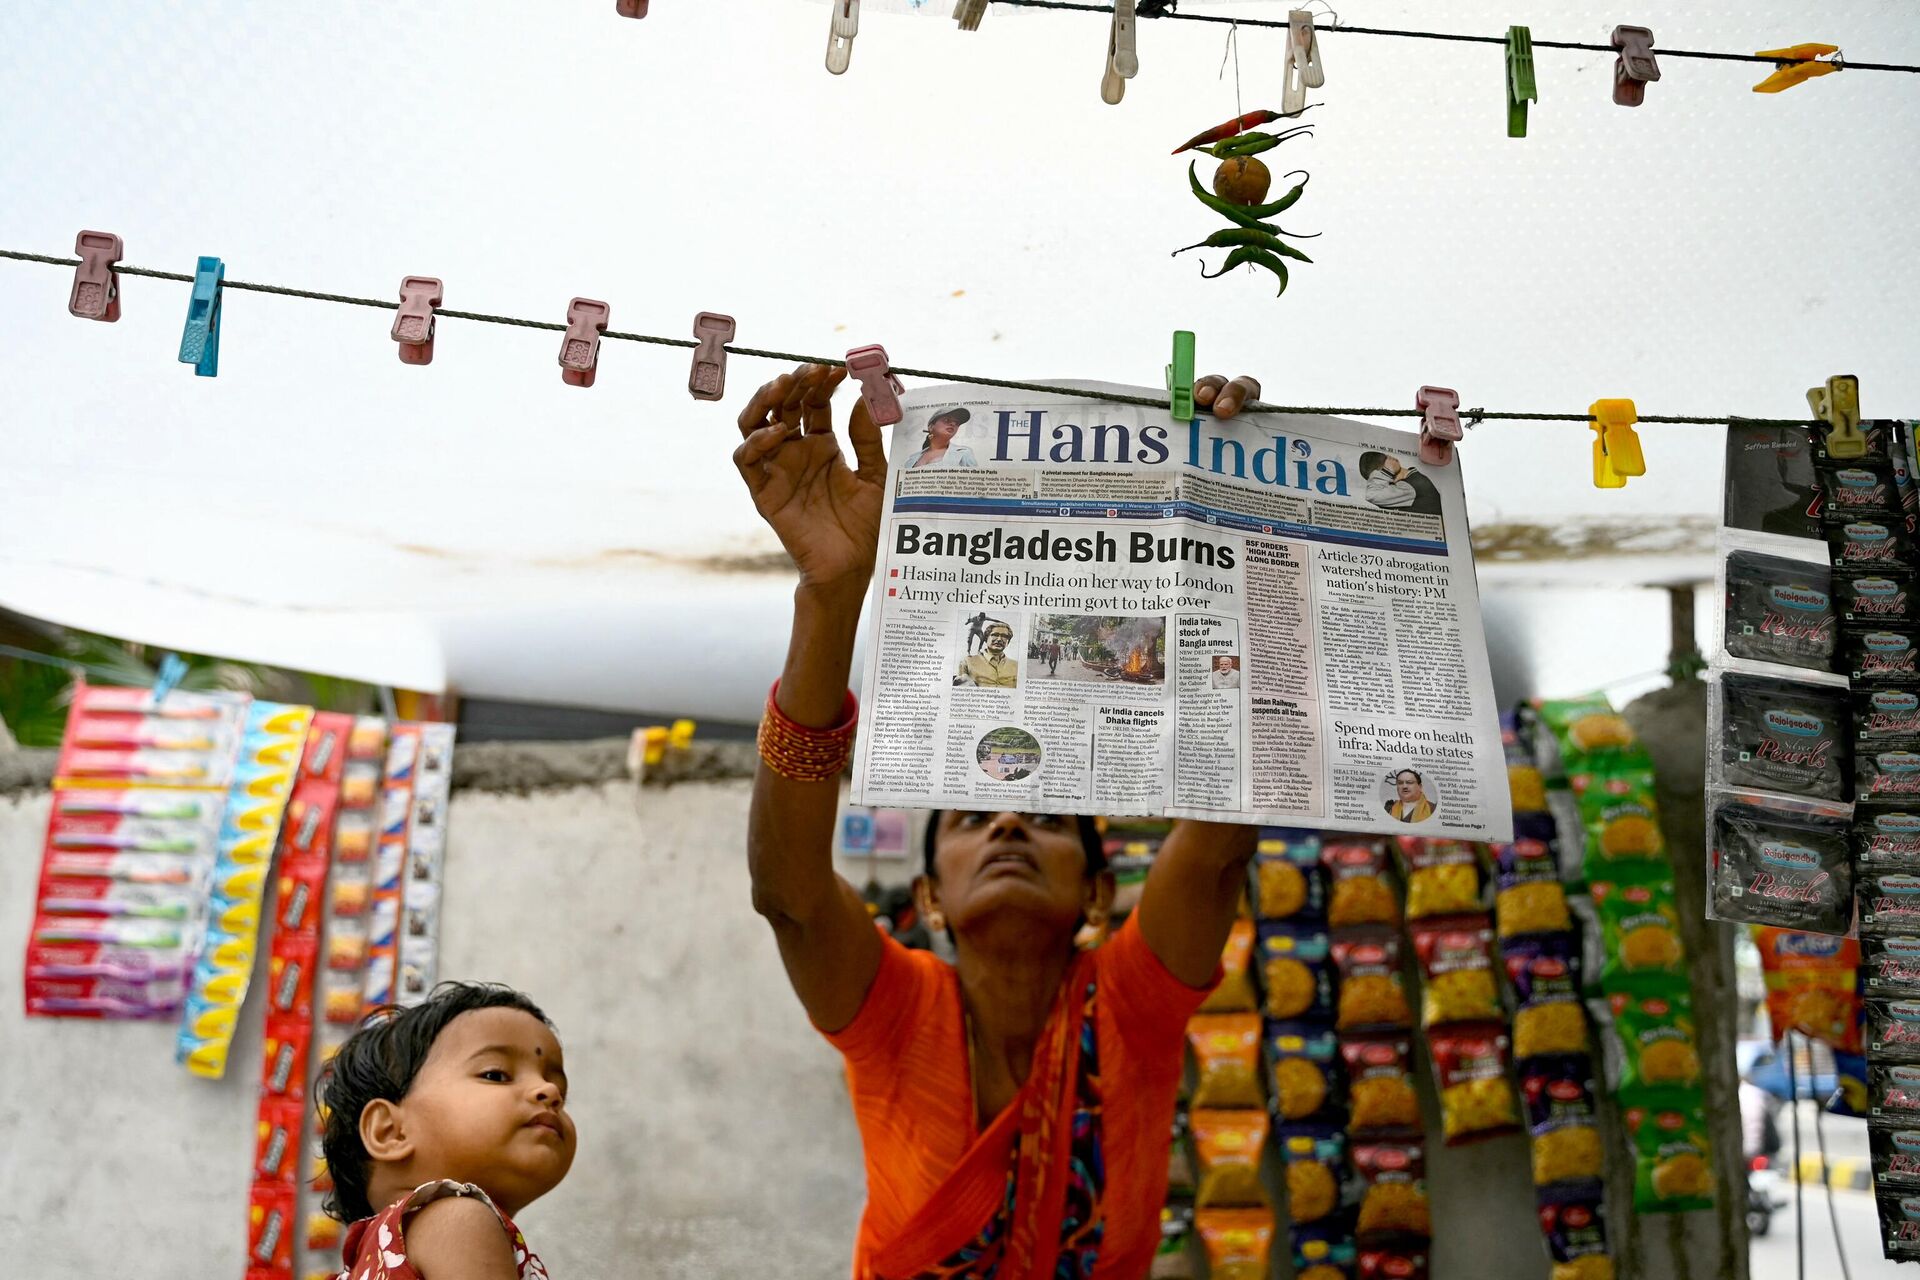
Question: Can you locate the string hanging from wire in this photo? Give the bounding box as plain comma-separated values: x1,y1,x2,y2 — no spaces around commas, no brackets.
0,246,1869,429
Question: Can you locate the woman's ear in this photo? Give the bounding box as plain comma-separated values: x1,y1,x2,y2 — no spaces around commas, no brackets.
360,1098,413,1164
912,874,942,925
1085,869,1116,919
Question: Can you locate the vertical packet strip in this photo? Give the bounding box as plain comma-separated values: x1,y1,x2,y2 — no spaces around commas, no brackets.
23,680,245,1019
396,723,456,1007
361,723,421,1011
177,701,314,1078
243,712,349,1280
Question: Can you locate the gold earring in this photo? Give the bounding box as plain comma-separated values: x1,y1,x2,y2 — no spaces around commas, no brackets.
1086,908,1107,931
928,910,946,932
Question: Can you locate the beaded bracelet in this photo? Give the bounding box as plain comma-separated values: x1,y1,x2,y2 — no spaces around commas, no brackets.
757,681,859,783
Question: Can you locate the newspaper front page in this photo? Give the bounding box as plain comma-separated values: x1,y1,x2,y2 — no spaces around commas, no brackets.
848,382,1514,841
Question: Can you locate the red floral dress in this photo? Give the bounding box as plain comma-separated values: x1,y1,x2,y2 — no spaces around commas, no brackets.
336,1181,549,1280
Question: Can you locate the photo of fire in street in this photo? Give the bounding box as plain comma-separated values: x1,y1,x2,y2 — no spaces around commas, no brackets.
1026,615,1167,686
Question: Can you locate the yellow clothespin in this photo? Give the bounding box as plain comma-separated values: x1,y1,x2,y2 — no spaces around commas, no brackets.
1589,399,1645,489
642,725,670,766
669,719,696,751
1753,43,1841,93
1808,374,1866,458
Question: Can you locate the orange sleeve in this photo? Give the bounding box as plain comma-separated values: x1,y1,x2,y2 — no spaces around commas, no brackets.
1098,911,1222,1052
819,928,944,1068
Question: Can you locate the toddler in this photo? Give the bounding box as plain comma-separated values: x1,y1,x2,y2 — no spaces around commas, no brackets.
320,982,576,1279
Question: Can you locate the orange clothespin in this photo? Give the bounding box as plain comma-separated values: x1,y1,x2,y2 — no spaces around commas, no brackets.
1589,399,1645,489
559,298,610,388
1415,386,1463,466
69,231,124,322
1808,375,1866,459
1753,43,1841,93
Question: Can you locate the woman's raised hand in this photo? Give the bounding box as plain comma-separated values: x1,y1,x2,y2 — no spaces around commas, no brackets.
734,363,887,597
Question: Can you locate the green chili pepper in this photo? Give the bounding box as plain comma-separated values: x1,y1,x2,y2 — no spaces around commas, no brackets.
1187,163,1311,227
1198,246,1291,296
1171,228,1313,261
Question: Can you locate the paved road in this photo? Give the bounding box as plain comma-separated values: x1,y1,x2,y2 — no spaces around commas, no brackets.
1752,1105,1898,1279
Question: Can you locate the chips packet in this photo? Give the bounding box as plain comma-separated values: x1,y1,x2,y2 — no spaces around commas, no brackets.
1721,551,1836,672
1259,922,1336,1021
1608,992,1702,1093
1867,998,1920,1061
1580,774,1668,867
1829,518,1913,572
1188,1013,1265,1108
1709,800,1852,934
1591,877,1687,987
1341,1035,1421,1136
1859,745,1920,805
1278,1125,1347,1225
1521,1056,1605,1186
1510,764,1549,813
1352,1140,1432,1239
1504,930,1585,1008
1429,1025,1520,1144
1624,1105,1714,1212
1839,574,1920,628
1325,839,1402,929
1191,1108,1271,1209
1195,1208,1273,1280
1269,1021,1343,1122
1538,1183,1612,1280
1412,917,1502,1028
1492,838,1573,938
1332,928,1413,1032
1753,927,1862,1049
1534,695,1647,771
1358,1248,1431,1280
1714,673,1851,801
1256,829,1327,920
1200,918,1258,1014
1841,630,1920,685
1395,839,1484,920
1291,1222,1358,1280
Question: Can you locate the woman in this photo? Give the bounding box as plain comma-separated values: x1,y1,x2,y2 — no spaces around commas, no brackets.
732,364,1264,1280
1384,768,1436,822
910,407,980,469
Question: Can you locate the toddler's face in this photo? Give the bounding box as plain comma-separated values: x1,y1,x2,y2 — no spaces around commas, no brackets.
400,1006,578,1215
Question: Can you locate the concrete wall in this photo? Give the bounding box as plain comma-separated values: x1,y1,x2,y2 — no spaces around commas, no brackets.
1,753,1728,1279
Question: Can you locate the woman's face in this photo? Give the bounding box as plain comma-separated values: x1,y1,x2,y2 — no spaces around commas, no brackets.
924,811,1108,939
929,418,960,445
1395,773,1424,803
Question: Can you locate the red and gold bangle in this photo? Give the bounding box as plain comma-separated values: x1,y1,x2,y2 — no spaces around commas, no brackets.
757,680,859,783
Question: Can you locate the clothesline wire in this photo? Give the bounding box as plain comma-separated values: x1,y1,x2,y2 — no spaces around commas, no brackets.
1001,0,1920,74
0,247,1865,427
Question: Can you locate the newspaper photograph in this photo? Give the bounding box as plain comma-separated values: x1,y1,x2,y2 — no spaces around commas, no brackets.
848,382,1515,841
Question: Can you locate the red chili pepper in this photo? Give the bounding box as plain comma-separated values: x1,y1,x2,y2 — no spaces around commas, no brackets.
1172,109,1283,155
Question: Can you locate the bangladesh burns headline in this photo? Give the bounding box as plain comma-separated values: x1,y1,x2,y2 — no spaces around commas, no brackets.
895,525,1233,570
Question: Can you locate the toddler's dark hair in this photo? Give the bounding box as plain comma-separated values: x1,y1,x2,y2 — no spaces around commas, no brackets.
318,981,553,1223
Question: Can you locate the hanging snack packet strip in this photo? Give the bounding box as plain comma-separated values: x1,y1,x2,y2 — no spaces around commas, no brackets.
1722,552,1836,673
1202,917,1259,1014
396,723,456,1006
361,724,423,1011
1255,828,1326,921
1709,800,1852,934
1713,673,1851,801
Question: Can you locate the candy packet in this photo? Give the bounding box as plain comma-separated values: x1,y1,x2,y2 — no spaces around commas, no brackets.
1429,1025,1520,1144
1721,551,1836,671
1324,839,1401,929
1754,927,1861,1049
1859,745,1920,804
1878,1187,1920,1262
1858,689,1920,742
1869,999,1920,1061
1712,673,1850,801
1492,837,1573,938
1341,1035,1421,1136
1277,1124,1346,1225
1411,918,1502,1028
1870,1062,1920,1122
1521,1056,1605,1186
1839,574,1920,628
1352,1140,1432,1239
1395,839,1484,920
1259,922,1335,1022
1199,918,1258,1014
1255,829,1327,920
1859,809,1920,865
1590,878,1687,987
1829,518,1913,572
1191,1108,1271,1209
1188,1013,1265,1108
1332,928,1413,1033
1819,459,1902,520
1624,1105,1714,1212
1708,798,1852,934
1863,934,1920,997
1841,630,1920,685
1268,1021,1344,1122
1608,991,1702,1092
1870,1124,1920,1188
1195,1209,1273,1280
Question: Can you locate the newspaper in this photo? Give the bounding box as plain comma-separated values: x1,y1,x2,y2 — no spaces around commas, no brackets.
848,382,1514,840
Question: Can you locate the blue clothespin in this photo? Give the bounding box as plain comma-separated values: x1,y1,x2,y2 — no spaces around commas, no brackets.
149,653,190,706
178,256,224,377
1167,330,1196,422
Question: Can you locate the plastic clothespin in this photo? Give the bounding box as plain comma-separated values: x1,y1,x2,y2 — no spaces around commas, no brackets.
69,231,124,322
1167,331,1196,423
150,654,190,707
1506,26,1537,138
954,0,988,31
614,0,648,15
1588,399,1646,489
827,0,859,75
1282,11,1325,116
558,298,610,388
1753,43,1840,94
392,276,443,366
669,719,696,751
178,256,224,378
1100,0,1138,105
1808,375,1866,459
845,345,905,426
689,311,735,401
1416,386,1463,466
1611,26,1660,106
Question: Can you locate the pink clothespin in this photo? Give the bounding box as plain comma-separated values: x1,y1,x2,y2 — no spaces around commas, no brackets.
689,312,735,401
1416,386,1463,466
392,276,443,366
845,345,904,426
1611,26,1660,106
559,298,610,388
69,231,124,322
615,0,648,15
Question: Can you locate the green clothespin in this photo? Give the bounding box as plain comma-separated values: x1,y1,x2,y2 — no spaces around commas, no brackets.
1507,26,1537,137
1167,330,1196,422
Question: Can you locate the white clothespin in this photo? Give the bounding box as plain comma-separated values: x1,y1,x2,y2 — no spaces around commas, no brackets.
827,0,859,75
954,0,988,31
1282,10,1325,115
1100,0,1139,105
